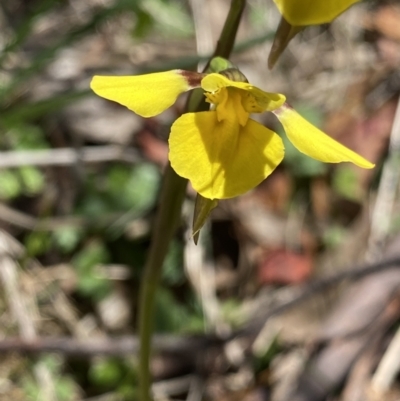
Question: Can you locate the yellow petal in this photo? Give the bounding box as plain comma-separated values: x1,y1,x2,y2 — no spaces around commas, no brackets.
205,87,249,126
201,73,286,112
274,106,374,169
272,0,360,26
169,112,284,199
90,70,203,118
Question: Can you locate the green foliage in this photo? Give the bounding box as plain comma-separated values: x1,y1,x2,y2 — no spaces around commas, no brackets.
332,165,360,200
107,163,160,213
78,163,160,222
25,231,52,257
77,189,112,218
132,8,154,38
0,0,62,64
22,355,78,401
52,226,84,253
0,0,205,399
0,170,21,199
0,123,46,199
253,335,282,374
155,287,204,333
3,123,49,150
73,240,111,301
89,358,138,400
90,358,126,388
323,224,346,248
19,166,45,195
0,167,44,199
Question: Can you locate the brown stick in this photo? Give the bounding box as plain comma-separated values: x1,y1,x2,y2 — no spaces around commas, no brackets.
0,335,222,357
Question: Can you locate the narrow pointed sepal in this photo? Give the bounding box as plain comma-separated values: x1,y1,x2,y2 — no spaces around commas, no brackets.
192,194,219,244
268,17,303,69
90,70,204,118
274,104,375,169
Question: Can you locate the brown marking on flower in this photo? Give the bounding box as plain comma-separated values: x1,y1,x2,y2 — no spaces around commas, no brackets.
219,68,248,83
179,70,206,88
273,102,292,116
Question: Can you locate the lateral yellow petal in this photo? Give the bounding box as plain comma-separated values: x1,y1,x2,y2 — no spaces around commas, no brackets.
274,106,374,169
169,112,284,199
90,70,201,118
201,73,286,112
272,0,360,26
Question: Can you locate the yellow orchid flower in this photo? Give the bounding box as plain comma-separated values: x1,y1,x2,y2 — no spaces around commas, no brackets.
272,0,361,26
90,69,374,200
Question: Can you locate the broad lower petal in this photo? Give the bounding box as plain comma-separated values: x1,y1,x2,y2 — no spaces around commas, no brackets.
272,0,360,25
274,106,374,169
169,112,284,199
202,73,286,112
90,70,203,118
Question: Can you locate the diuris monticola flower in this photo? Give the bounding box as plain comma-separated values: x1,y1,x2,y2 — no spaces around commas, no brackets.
90,69,373,200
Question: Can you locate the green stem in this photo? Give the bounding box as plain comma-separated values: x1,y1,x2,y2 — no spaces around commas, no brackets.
213,0,246,59
138,163,187,401
137,1,246,400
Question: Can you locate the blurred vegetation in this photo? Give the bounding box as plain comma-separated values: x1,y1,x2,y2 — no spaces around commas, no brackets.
0,0,390,400
0,0,201,399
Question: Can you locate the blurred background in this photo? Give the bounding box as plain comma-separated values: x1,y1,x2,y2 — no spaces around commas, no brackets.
0,0,400,400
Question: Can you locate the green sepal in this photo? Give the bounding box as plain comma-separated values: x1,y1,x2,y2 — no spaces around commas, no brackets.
268,17,303,69
192,193,218,244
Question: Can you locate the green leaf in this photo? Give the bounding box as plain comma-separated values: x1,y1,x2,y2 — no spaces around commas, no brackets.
23,355,78,401
52,226,83,253
132,8,154,37
19,166,45,195
108,163,160,213
73,240,111,300
25,231,52,256
0,170,21,199
154,287,203,333
4,123,48,150
89,359,124,388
